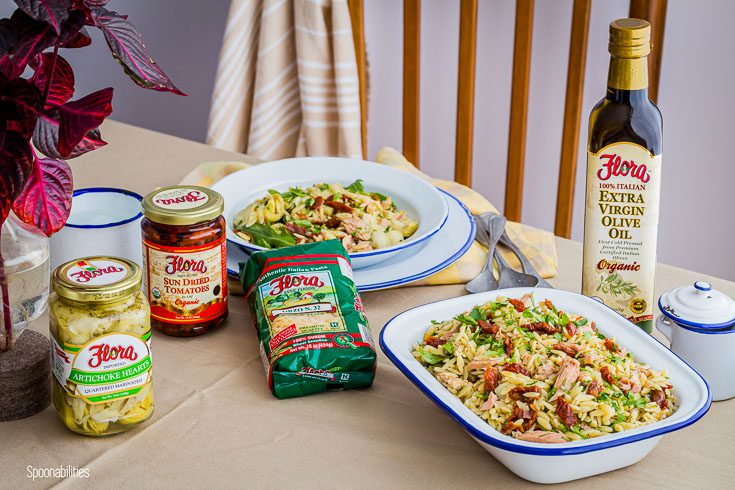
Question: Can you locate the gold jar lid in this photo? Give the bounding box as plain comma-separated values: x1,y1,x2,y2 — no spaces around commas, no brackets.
609,18,651,58
52,256,142,304
142,185,224,226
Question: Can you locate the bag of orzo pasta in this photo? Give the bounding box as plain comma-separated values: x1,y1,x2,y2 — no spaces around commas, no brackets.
240,240,377,399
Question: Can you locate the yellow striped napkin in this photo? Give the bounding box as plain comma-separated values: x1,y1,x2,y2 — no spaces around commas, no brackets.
180,149,558,286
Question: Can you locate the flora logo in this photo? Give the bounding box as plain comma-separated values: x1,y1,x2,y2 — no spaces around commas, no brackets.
69,260,125,283
597,153,650,183
165,255,207,274
88,342,138,368
269,274,324,296
155,190,206,207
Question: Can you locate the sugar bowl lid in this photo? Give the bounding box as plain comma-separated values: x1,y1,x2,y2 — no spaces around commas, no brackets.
659,281,735,330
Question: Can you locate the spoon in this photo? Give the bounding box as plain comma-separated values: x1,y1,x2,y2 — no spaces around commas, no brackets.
498,229,553,288
487,215,539,289
465,215,505,293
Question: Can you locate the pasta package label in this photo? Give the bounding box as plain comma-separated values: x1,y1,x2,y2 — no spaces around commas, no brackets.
241,240,377,399
143,237,228,323
51,331,153,404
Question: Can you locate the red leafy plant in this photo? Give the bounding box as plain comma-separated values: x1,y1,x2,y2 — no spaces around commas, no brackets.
0,0,184,350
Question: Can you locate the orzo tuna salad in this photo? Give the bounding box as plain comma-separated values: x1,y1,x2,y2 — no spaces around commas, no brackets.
413,295,676,443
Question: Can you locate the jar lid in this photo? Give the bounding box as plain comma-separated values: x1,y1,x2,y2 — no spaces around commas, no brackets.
658,281,735,330
52,256,142,304
142,185,223,226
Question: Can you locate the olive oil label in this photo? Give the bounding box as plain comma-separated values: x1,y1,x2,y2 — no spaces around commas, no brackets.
143,236,228,323
582,142,662,327
51,331,153,404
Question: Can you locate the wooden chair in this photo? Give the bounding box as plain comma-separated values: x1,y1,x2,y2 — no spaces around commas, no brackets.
347,0,667,238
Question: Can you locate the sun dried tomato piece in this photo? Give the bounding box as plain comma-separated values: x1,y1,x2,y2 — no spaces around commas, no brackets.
424,336,443,348
555,398,578,427
508,298,526,312
552,342,581,357
604,338,619,352
504,337,514,356
651,389,668,409
284,222,310,236
508,385,541,400
325,200,353,213
564,322,576,337
484,366,500,393
600,365,615,385
587,381,602,397
310,196,324,210
503,363,530,377
527,321,559,334
324,217,341,228
479,319,499,335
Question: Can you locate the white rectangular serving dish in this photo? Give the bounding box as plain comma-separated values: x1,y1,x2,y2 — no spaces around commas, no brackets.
380,287,711,484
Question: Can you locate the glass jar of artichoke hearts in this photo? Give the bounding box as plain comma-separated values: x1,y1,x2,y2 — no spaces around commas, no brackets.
49,256,154,436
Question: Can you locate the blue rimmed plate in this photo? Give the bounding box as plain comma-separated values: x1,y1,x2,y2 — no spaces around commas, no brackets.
227,189,474,291
380,287,711,483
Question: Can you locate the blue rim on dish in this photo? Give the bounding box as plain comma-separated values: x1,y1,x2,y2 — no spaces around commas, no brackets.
228,192,451,260
66,187,144,229
657,297,735,334
380,297,712,456
226,189,476,291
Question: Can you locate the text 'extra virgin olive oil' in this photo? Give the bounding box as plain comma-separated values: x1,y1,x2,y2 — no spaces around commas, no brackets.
582,19,663,333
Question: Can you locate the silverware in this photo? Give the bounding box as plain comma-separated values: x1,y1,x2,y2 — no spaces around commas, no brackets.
465,215,504,293
498,229,554,289
494,246,539,289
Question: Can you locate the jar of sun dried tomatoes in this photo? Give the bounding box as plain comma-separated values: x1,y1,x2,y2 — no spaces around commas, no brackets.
141,185,228,336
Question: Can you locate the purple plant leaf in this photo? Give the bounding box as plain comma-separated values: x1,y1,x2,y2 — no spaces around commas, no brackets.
31,52,75,107
91,7,185,95
8,9,57,68
60,25,90,48
0,55,24,78
56,8,84,45
13,0,72,35
0,75,43,138
12,152,72,236
83,0,109,6
0,19,19,58
56,86,112,156
33,112,106,159
0,128,33,222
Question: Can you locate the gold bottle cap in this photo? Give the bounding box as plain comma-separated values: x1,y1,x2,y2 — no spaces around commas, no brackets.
53,256,142,304
609,18,651,58
142,185,224,226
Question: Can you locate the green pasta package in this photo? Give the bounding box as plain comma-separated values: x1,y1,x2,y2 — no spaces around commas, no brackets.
240,240,377,399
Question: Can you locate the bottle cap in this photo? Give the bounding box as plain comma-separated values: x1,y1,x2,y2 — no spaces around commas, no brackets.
53,256,142,304
142,185,224,226
609,18,651,58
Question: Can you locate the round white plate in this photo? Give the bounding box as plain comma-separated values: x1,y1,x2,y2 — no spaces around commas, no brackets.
227,189,475,291
211,157,449,269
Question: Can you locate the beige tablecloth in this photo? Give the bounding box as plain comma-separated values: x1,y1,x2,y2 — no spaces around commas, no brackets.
3,121,734,489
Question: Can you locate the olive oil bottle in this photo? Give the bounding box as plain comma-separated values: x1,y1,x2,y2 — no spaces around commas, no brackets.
582,19,663,333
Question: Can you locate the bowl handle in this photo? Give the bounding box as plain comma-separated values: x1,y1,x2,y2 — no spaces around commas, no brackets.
656,315,674,341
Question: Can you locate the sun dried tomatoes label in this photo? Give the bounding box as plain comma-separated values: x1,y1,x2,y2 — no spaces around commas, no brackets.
142,236,227,323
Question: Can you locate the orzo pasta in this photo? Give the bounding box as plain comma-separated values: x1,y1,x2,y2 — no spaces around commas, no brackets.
413,294,676,443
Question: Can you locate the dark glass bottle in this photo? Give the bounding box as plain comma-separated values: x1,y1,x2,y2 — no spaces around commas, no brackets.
582,19,663,333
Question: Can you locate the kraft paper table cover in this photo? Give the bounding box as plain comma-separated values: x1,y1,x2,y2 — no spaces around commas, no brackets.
3,121,734,489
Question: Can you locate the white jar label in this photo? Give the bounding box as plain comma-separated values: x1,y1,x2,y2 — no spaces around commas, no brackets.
151,187,209,210
51,331,153,404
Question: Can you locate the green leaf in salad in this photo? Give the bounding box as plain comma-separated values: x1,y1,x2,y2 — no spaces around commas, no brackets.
419,347,445,365
454,313,478,326
442,342,455,355
346,179,365,193
469,306,484,322
370,191,389,201
575,317,589,326
267,189,280,196
238,224,296,248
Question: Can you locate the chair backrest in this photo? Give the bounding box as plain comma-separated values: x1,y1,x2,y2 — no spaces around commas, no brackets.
348,0,667,238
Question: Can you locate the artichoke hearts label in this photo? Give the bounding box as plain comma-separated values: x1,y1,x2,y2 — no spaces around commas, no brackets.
151,187,209,210
51,331,153,404
143,237,227,323
582,142,661,326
